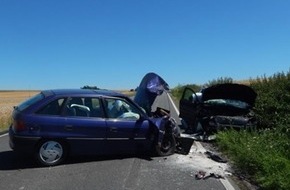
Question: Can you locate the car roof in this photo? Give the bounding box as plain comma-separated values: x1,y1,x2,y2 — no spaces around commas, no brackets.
43,89,127,98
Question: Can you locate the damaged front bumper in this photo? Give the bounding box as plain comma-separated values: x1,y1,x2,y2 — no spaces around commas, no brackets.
206,115,257,132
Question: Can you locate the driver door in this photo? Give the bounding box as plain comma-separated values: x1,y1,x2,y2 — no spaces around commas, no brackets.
103,98,151,153
179,87,200,129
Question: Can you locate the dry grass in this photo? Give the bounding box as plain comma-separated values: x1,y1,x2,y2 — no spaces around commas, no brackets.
0,91,39,132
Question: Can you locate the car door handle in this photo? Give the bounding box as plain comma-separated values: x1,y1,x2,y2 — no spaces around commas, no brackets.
65,125,73,131
110,127,118,132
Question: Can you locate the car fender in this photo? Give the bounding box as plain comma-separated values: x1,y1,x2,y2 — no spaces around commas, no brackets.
149,116,178,144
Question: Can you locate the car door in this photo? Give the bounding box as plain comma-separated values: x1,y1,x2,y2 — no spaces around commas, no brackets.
103,98,151,153
64,97,107,155
179,87,200,129
34,97,68,136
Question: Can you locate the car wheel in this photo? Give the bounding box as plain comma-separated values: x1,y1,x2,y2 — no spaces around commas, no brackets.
155,134,176,156
36,140,67,166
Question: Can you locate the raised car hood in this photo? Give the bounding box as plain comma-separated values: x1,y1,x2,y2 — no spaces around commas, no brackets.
201,83,257,107
134,72,169,115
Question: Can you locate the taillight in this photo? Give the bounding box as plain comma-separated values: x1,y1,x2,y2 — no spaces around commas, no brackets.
13,120,26,132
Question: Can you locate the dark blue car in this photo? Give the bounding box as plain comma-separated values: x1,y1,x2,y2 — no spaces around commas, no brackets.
9,89,179,166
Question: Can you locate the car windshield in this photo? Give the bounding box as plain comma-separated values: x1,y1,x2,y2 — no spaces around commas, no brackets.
204,99,250,109
16,93,44,111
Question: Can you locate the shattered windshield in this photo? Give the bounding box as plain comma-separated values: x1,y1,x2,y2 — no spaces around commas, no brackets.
204,99,250,109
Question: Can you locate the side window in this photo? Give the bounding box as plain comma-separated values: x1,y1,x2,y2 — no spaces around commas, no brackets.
104,98,140,120
66,97,104,118
85,97,104,118
182,88,195,101
181,88,201,104
18,93,44,111
36,98,65,116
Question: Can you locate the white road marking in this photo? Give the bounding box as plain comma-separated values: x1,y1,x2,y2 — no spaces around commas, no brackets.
166,93,179,114
220,178,236,190
0,133,8,138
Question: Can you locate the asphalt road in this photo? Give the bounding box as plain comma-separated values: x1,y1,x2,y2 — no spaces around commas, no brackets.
0,132,230,190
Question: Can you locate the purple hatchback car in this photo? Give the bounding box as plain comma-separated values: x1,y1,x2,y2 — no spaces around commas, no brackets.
9,89,179,166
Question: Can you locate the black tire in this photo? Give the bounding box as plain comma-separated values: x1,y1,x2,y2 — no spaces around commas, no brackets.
35,140,68,167
155,134,176,156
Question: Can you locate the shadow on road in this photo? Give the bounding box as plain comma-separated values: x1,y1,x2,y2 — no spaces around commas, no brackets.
0,151,38,170
0,150,154,170
67,153,154,165
0,136,194,170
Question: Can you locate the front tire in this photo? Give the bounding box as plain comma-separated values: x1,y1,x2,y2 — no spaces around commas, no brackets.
155,134,176,156
35,140,67,166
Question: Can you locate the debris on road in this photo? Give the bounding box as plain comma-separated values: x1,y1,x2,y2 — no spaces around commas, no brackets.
195,170,225,180
205,151,227,163
164,139,232,180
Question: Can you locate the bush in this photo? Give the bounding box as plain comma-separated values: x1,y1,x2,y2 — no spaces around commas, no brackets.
171,84,201,101
250,71,290,131
205,77,233,87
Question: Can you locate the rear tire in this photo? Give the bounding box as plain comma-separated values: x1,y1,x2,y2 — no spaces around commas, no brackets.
35,140,67,167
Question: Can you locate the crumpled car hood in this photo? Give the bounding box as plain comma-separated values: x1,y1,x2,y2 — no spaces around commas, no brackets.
201,83,257,107
134,72,169,115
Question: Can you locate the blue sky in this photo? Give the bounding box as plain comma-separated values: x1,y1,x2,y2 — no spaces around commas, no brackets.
0,0,289,90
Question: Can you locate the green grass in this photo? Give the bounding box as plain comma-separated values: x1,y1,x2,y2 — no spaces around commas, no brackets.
216,129,290,190
0,115,11,133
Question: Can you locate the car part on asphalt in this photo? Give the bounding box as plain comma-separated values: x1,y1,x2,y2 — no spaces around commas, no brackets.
205,151,227,163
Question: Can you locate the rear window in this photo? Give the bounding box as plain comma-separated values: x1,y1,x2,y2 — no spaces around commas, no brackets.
17,93,44,111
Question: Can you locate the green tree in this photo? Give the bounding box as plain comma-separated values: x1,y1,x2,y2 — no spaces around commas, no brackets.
81,85,99,90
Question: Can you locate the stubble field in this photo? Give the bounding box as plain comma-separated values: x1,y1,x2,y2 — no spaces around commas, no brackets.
0,91,39,132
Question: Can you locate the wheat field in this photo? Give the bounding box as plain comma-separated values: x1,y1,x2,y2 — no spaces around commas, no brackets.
0,91,39,132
